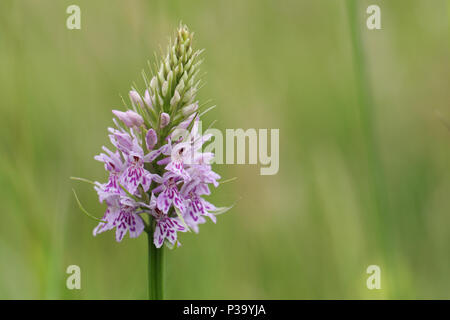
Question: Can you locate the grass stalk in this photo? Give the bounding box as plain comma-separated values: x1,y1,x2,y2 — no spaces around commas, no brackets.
346,1,392,260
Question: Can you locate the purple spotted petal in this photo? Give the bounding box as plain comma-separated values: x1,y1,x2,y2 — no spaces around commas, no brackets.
114,208,144,242
114,211,128,242
153,222,165,248
172,189,185,212
128,213,145,238
156,188,174,213
153,217,187,247
183,205,206,234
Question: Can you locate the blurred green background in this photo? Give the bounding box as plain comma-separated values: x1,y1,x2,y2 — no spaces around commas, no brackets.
0,0,449,299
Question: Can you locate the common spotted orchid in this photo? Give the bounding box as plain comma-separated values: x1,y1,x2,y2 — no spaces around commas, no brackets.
72,25,231,300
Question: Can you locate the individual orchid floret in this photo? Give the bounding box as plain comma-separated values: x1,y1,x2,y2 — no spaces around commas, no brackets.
93,196,145,242
120,151,153,194
181,181,216,214
106,128,154,194
94,147,125,202
112,109,144,128
163,117,213,180
114,196,146,241
94,146,124,173
108,127,159,195
165,142,193,181
154,173,185,214
148,194,187,248
153,212,187,248
181,184,217,233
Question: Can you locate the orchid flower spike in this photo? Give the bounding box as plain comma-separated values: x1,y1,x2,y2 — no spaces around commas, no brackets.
81,24,231,248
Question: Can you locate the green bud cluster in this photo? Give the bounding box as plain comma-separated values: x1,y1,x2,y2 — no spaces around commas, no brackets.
135,24,203,132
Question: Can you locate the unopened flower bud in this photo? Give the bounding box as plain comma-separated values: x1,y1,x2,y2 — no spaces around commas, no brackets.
158,67,165,83
187,47,193,58
181,72,188,82
112,110,144,128
150,77,158,90
129,90,143,107
171,53,178,65
160,112,170,128
156,93,163,106
145,128,157,150
164,59,170,73
185,58,193,71
167,71,173,84
162,81,169,97
183,88,195,103
170,90,181,107
176,79,185,93
178,113,196,130
182,102,198,116
144,89,152,109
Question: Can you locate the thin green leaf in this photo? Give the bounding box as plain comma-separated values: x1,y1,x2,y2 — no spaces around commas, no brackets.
218,177,237,185
72,189,106,223
70,176,97,186
199,105,216,117
212,205,233,216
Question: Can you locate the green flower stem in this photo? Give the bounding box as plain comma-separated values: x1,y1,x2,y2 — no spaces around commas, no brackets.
147,223,164,300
